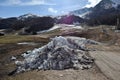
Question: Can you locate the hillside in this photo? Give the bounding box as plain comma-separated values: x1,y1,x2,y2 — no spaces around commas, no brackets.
0,14,55,35
70,0,120,26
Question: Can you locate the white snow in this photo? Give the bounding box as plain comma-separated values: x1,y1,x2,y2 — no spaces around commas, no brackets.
17,13,40,20
37,24,83,34
11,36,99,74
49,25,61,31
112,0,120,5
17,42,37,45
11,56,16,60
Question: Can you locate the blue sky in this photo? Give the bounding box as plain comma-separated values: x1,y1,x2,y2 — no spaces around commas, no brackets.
0,0,101,18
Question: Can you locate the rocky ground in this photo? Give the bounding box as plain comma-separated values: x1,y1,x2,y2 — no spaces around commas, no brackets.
0,37,110,80
0,25,120,80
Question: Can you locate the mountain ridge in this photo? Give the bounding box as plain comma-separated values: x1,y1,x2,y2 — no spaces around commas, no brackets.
70,0,120,18
70,0,120,26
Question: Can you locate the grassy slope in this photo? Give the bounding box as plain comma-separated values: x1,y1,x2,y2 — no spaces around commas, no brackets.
0,34,50,80
0,35,49,44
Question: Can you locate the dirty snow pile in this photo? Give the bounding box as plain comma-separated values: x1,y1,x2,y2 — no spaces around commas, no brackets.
10,36,99,75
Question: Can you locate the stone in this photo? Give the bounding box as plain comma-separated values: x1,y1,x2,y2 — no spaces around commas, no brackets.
10,36,99,75
11,56,16,60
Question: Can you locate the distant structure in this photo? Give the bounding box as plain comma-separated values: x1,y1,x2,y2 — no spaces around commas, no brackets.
116,18,120,30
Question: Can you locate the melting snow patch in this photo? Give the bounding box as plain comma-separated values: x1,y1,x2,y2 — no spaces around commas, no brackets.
9,36,99,75
17,42,38,46
11,56,16,60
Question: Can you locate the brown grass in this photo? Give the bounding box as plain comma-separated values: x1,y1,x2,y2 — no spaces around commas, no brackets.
61,26,118,44
0,35,49,44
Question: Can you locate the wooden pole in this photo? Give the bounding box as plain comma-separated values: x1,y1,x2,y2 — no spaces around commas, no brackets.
117,18,120,30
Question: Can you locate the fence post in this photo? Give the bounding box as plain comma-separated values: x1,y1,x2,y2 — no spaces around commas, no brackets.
117,18,120,30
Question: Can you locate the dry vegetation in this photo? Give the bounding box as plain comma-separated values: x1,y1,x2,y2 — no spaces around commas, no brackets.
0,35,50,80
60,25,119,45
0,35,49,44
0,25,120,80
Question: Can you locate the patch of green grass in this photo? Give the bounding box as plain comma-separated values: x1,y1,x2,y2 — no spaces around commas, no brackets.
0,35,49,44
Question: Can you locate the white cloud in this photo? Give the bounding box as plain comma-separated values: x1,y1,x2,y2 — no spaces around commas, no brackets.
61,11,69,15
85,0,101,7
3,0,22,5
22,0,45,6
0,0,55,6
61,11,65,14
48,8,58,13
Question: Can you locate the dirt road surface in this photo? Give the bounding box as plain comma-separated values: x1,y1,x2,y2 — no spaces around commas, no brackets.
90,51,120,80
0,44,109,80
3,66,109,80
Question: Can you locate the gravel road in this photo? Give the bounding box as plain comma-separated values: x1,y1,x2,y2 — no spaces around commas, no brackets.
90,51,120,80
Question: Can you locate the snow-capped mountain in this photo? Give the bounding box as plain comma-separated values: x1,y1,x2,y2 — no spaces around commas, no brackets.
0,13,55,34
69,0,120,26
94,0,116,10
112,0,120,5
17,13,40,20
91,0,120,15
95,0,120,9
70,8,92,18
87,0,120,25
70,0,120,19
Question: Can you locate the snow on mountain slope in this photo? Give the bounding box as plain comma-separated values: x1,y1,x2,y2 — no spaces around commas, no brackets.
17,13,40,20
112,0,120,4
112,0,120,7
94,0,116,9
37,24,83,34
70,8,92,18
70,0,120,18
